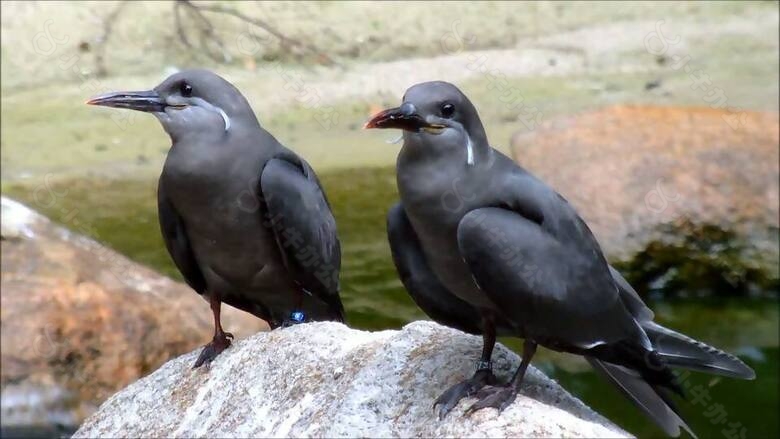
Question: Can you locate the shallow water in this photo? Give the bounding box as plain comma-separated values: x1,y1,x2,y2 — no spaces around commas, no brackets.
4,167,778,438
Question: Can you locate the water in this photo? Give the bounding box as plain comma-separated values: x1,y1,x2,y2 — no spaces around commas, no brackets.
4,167,778,438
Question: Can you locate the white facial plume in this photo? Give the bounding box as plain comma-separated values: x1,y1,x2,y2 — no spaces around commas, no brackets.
465,134,475,166
188,97,231,132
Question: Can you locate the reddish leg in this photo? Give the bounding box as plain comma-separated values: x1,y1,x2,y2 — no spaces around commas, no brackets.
192,292,234,368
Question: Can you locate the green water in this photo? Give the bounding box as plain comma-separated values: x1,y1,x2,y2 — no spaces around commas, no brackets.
4,168,778,438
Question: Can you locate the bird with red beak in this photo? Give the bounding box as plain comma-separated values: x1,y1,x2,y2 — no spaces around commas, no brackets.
365,80,754,437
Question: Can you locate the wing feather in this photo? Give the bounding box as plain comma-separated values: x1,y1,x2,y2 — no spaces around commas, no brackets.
456,207,641,349
259,157,344,321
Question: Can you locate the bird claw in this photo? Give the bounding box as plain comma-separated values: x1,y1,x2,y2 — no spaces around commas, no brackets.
464,385,518,416
433,369,496,420
192,332,232,369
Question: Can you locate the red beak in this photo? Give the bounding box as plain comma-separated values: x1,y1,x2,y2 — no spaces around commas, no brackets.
364,103,429,131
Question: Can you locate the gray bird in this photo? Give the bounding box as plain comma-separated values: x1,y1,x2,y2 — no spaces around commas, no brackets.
87,69,344,367
366,81,755,437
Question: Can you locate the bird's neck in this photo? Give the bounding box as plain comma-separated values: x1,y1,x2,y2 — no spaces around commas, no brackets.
167,113,261,145
400,129,492,168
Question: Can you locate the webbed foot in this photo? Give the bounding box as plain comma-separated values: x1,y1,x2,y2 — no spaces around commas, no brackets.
192,331,233,368
465,384,518,415
434,366,496,420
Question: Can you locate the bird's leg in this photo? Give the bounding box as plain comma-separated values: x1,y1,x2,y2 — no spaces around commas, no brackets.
465,340,537,415
281,288,307,327
434,314,498,420
192,292,234,368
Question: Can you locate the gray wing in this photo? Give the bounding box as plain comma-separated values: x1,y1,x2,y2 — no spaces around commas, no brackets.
259,156,344,321
455,205,699,434
387,203,483,335
610,264,655,322
157,178,207,295
456,206,646,350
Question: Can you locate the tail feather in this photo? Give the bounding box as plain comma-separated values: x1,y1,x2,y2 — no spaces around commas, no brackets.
326,294,346,323
643,322,755,379
588,340,684,397
587,357,697,439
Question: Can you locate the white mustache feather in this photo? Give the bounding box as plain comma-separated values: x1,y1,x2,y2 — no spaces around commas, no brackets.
386,134,404,144
466,135,475,166
217,107,231,132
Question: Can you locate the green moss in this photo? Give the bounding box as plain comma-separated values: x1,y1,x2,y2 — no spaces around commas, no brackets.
613,220,779,300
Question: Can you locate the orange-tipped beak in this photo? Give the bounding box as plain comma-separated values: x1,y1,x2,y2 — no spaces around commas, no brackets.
86,90,165,112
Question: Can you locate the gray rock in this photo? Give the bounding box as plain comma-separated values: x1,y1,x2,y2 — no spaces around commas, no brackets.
74,321,630,438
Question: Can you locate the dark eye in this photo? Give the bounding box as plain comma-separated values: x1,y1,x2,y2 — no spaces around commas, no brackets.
441,103,455,118
180,82,193,97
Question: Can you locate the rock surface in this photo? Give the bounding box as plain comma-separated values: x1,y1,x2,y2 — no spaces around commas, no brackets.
74,321,629,438
0,197,267,432
511,105,779,295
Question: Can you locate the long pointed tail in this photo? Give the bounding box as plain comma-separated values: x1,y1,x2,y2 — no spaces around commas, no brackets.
587,357,696,438
643,321,755,379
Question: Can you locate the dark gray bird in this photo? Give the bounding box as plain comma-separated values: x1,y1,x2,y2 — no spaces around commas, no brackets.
366,81,755,437
87,69,344,367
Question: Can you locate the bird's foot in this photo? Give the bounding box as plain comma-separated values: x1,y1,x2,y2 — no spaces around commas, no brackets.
281,311,307,328
464,384,518,416
192,331,234,369
434,365,496,420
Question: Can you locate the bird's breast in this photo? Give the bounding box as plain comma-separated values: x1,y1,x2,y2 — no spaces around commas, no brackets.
396,164,497,309
160,142,284,289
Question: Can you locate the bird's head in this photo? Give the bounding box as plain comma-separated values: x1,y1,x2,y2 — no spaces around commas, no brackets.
86,69,257,141
364,81,488,165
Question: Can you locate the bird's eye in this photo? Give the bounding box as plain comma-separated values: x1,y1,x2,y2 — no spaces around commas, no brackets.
441,103,455,118
180,82,193,97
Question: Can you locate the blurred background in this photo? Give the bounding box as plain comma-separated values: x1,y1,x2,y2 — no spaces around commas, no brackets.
1,1,777,438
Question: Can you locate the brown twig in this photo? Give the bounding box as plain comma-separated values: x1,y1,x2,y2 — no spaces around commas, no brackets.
93,1,129,77
175,0,335,66
175,0,231,63
173,1,192,49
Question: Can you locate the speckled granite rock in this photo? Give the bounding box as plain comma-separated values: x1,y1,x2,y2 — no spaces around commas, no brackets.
74,321,630,438
0,197,268,433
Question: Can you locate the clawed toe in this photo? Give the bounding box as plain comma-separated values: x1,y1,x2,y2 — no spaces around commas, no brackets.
465,385,518,415
434,380,472,420
475,384,500,399
192,333,232,369
433,369,496,420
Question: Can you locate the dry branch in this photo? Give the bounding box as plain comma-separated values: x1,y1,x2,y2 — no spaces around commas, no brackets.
174,0,335,66
93,1,129,77
175,0,231,63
